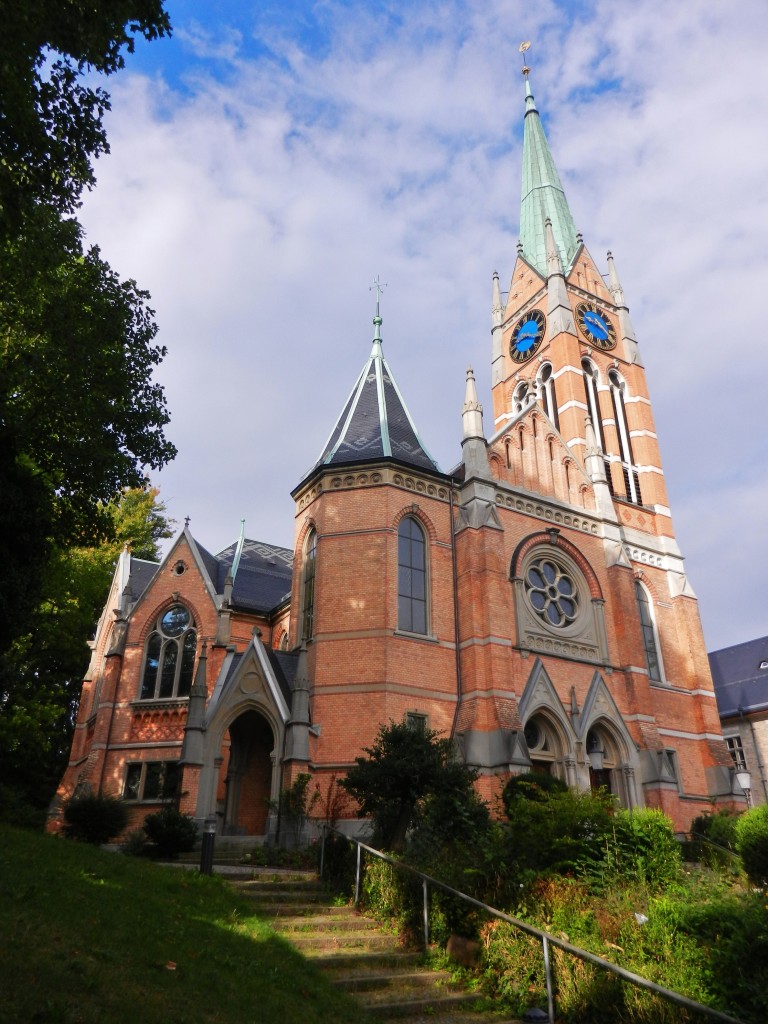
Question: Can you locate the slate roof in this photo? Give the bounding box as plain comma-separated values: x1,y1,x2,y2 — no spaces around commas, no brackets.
128,558,160,601
126,537,293,618
215,539,294,614
304,320,440,482
709,636,768,718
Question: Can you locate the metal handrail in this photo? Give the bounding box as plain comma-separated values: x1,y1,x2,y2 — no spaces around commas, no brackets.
320,825,745,1024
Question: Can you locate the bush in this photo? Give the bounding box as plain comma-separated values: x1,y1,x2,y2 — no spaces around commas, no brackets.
689,808,740,869
735,804,768,886
62,793,128,844
501,771,567,811
503,784,614,877
605,809,682,889
143,808,198,859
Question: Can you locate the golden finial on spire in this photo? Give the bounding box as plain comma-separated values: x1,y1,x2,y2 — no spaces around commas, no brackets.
519,40,531,76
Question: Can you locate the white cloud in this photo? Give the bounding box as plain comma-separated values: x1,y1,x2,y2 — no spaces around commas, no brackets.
79,0,768,651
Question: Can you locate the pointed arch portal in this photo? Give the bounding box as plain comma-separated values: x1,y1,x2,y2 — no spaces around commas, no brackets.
220,710,275,835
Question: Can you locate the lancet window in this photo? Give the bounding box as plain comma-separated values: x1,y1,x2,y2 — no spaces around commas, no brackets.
140,605,197,700
397,517,428,634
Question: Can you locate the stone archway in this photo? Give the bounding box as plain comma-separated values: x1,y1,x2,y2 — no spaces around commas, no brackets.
220,710,275,835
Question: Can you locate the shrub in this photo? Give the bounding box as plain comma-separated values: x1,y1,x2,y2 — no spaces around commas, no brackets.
501,771,567,811
735,804,768,886
62,793,128,844
143,808,198,858
341,720,479,852
503,785,614,877
605,809,682,889
689,808,740,869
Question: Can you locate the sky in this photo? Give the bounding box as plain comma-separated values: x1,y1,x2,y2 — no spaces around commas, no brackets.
77,0,768,653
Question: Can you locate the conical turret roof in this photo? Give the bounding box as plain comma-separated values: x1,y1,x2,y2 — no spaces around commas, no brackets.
308,311,440,477
519,70,579,276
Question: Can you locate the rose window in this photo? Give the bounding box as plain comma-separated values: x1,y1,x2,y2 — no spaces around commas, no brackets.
525,558,579,628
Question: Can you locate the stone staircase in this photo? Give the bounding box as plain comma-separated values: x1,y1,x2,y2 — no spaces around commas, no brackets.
230,869,520,1023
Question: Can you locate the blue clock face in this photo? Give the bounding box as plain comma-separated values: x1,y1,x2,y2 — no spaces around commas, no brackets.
576,302,616,350
511,309,546,363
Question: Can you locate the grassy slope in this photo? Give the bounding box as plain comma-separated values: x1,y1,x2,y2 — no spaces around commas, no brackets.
0,825,363,1024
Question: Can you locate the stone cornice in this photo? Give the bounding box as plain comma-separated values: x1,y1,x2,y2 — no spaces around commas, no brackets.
294,462,453,514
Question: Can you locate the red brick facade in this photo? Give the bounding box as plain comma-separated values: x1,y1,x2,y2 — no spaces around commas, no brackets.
49,77,739,841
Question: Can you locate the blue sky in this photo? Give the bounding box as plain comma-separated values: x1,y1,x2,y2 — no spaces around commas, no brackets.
79,0,768,651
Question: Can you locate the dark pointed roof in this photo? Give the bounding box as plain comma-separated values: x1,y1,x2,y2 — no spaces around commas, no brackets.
306,313,440,479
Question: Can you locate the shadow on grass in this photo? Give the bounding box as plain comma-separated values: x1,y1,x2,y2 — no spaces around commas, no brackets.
0,825,363,1024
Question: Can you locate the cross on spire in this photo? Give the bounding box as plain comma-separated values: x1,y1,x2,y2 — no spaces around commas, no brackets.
370,275,387,318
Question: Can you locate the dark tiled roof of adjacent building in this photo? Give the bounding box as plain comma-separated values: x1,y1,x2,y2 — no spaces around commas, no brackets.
709,635,768,718
215,539,293,614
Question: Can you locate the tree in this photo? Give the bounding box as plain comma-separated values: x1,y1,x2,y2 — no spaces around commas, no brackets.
0,3,176,649
0,487,173,822
0,1,171,226
0,208,177,650
341,720,480,853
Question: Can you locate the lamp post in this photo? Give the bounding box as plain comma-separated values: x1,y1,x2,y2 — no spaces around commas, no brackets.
199,814,217,875
587,733,605,773
736,769,753,809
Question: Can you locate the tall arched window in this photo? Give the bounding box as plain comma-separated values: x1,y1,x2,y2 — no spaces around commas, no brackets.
582,358,613,490
537,363,559,429
635,581,663,682
398,517,427,634
581,359,605,448
140,605,197,700
609,370,642,504
301,529,317,641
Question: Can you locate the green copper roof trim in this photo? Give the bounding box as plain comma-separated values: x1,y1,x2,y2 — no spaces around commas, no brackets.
519,73,579,277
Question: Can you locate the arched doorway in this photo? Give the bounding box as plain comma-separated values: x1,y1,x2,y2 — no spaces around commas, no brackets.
524,714,568,780
586,723,628,803
220,711,275,835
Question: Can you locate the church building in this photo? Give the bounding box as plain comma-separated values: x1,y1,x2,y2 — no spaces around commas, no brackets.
50,67,740,839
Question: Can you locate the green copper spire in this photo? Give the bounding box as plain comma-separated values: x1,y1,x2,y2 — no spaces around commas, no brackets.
519,67,579,277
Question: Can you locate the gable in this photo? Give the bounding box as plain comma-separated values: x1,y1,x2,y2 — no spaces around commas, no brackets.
488,405,595,510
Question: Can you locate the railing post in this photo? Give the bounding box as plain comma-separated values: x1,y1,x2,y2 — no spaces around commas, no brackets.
422,878,429,949
319,824,326,880
542,935,555,1024
354,842,362,906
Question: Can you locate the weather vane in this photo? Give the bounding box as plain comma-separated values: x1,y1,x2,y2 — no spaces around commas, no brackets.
370,275,387,318
519,40,531,76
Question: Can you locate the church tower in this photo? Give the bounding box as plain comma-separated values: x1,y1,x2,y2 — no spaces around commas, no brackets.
449,61,733,823
288,291,458,795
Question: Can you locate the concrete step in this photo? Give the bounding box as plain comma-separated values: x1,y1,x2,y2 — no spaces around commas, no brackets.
231,872,520,1024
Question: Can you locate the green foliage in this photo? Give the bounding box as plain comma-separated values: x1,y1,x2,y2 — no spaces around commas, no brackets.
502,770,568,809
63,793,128,844
0,2,171,225
0,487,173,817
603,809,682,889
503,782,615,877
735,804,768,885
688,808,740,870
142,808,198,859
274,772,320,847
341,720,479,852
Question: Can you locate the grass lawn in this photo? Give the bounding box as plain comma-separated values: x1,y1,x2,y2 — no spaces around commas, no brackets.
0,825,364,1024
